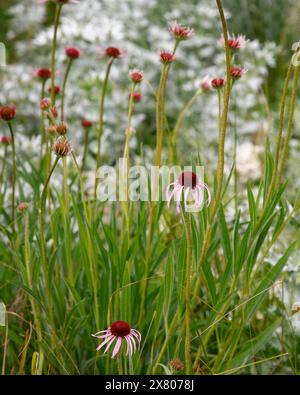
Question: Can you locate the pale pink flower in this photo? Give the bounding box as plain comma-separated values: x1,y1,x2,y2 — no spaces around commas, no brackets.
166,171,211,213
170,21,194,41
200,75,213,91
226,33,248,50
92,321,141,358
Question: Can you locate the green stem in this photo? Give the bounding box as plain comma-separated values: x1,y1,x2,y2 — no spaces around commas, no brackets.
118,353,123,375
171,89,202,163
0,145,7,212
81,127,89,172
39,156,60,344
51,4,63,107
94,59,113,200
39,80,46,172
8,121,16,232
61,58,73,122
184,211,192,375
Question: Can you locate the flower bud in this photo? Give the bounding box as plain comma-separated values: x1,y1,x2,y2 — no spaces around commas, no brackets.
40,98,51,110
55,122,68,135
0,105,16,121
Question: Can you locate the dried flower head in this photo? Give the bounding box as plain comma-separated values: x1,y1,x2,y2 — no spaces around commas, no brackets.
92,321,141,358
55,122,69,135
82,120,93,128
230,66,247,80
40,98,51,110
34,68,52,80
128,92,142,102
0,136,12,145
53,138,71,157
159,50,176,64
47,125,57,135
130,69,144,83
166,171,211,213
18,202,29,213
211,78,225,89
170,21,194,41
0,105,16,121
65,46,81,59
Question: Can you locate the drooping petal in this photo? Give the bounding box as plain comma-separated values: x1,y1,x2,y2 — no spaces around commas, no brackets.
96,334,115,351
111,337,122,358
92,329,110,337
125,335,133,356
104,336,117,354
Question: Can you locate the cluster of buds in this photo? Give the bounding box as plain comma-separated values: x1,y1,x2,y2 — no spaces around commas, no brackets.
0,105,16,121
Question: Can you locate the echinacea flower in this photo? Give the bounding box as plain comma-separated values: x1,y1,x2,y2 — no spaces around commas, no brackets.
166,171,211,213
53,137,71,157
82,120,93,128
230,66,247,80
0,105,16,121
200,75,213,91
48,85,61,95
65,46,81,59
170,21,194,41
40,98,51,110
0,136,12,145
130,69,144,83
211,78,225,89
128,92,142,102
92,321,141,358
34,68,52,80
159,50,176,64
37,0,80,4
104,47,124,59
226,33,247,50
18,202,28,212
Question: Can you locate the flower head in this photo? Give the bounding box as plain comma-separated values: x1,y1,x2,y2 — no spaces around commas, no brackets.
0,105,16,121
105,47,124,59
92,321,141,358
82,120,93,128
128,92,142,102
170,358,184,372
170,21,194,41
18,202,29,213
0,136,12,145
227,33,247,50
40,98,51,110
159,50,176,64
130,69,144,84
48,85,61,95
65,46,81,59
34,68,52,80
47,125,57,135
230,66,247,80
166,171,211,213
53,137,71,157
211,78,225,89
200,75,213,91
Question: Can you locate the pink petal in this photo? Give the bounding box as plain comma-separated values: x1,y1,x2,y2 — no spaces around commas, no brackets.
125,336,133,356
104,336,116,353
111,337,122,358
96,334,114,351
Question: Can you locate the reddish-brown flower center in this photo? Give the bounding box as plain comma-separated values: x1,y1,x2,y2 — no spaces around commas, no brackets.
178,171,198,189
106,47,122,58
110,321,131,337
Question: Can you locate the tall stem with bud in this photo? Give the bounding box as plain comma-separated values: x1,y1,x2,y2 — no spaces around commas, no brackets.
8,121,16,231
